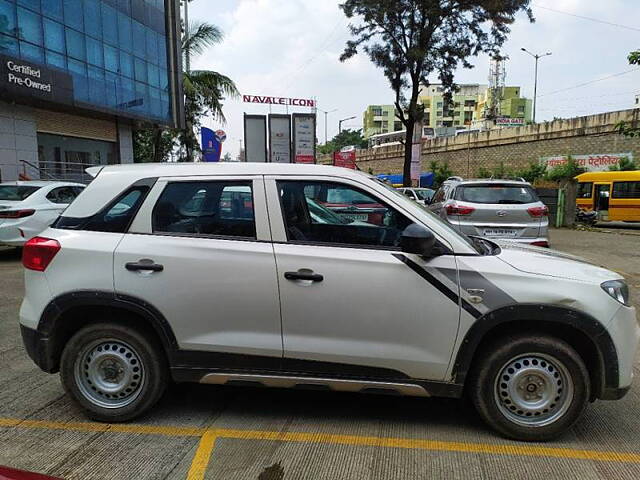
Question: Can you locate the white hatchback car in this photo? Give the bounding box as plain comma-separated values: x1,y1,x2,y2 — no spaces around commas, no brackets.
0,181,85,247
19,163,638,441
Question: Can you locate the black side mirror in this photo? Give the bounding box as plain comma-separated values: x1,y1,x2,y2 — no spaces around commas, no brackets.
400,223,436,256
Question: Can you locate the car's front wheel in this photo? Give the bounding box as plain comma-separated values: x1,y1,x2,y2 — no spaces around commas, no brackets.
60,322,168,422
470,333,590,441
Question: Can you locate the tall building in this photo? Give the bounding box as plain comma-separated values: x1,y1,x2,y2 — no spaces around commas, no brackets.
418,83,488,128
476,86,532,124
0,0,184,182
362,104,402,138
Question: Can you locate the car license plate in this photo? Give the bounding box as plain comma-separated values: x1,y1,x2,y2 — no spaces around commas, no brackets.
483,228,517,237
340,213,368,222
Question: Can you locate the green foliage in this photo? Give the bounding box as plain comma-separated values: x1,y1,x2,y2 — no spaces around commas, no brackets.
318,129,368,154
339,0,533,185
613,50,640,138
629,50,640,65
429,160,453,187
544,156,585,182
608,156,638,171
476,162,547,183
133,128,177,163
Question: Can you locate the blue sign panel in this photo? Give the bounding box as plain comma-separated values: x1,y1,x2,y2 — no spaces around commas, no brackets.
201,127,221,162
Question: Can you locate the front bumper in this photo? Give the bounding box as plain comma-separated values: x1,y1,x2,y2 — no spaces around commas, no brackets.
20,325,57,373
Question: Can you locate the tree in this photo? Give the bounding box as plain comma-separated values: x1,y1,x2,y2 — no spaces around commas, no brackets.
614,49,640,138
133,19,239,162
318,129,368,154
339,0,533,186
608,156,638,171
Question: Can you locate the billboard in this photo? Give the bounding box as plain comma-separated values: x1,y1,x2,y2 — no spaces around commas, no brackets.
333,150,356,169
540,153,633,172
201,127,221,162
244,114,268,163
268,114,291,163
292,113,316,164
243,95,315,107
496,117,525,127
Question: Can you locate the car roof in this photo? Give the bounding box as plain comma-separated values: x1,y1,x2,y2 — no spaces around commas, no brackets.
446,178,531,187
0,180,85,187
89,162,373,180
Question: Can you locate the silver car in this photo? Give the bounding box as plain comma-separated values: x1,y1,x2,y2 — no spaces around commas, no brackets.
429,177,549,246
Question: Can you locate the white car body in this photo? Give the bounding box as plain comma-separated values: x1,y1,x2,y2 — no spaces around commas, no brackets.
18,163,639,440
0,181,85,246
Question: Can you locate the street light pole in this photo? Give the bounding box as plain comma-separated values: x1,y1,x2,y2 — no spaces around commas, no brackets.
339,116,356,134
317,108,337,144
521,48,552,124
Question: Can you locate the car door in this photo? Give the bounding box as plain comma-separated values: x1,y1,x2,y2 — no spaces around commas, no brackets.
114,176,283,364
265,176,461,381
22,186,80,238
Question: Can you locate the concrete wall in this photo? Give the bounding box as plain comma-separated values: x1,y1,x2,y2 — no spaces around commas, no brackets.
349,109,640,176
0,102,38,182
117,122,134,164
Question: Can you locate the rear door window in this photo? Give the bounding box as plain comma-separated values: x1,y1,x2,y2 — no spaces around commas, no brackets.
46,186,81,204
455,184,539,204
152,181,256,238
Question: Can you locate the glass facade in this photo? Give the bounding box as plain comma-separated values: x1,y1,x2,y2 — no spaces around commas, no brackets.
0,0,172,123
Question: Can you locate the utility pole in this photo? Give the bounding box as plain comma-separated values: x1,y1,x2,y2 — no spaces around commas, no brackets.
339,116,356,134
184,0,190,73
317,108,337,144
521,48,552,124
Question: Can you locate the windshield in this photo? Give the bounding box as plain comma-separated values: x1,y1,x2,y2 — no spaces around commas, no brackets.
414,189,434,201
455,184,538,204
372,178,482,254
0,185,40,201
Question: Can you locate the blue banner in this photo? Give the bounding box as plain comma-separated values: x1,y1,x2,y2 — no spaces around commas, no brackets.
201,127,221,162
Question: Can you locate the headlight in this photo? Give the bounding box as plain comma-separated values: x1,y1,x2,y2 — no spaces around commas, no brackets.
601,280,631,306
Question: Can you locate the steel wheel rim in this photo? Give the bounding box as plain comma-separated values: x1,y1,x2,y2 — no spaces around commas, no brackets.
74,338,145,409
494,352,574,427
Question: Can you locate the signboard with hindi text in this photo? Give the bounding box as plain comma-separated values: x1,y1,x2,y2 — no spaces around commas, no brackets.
540,153,633,172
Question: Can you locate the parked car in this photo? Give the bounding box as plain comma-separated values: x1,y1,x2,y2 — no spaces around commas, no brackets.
20,163,637,441
0,181,85,247
398,187,435,205
429,177,549,247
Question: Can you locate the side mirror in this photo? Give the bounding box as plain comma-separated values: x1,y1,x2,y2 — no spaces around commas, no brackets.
400,223,436,256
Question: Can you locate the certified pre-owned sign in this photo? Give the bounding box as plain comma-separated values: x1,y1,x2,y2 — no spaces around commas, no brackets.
0,55,73,104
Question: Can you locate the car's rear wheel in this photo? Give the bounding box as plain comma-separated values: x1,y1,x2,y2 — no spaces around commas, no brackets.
60,322,168,422
470,333,590,441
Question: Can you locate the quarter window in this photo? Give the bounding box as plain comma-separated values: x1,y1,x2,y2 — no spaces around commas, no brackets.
612,181,640,199
152,181,256,238
277,180,412,248
46,186,82,204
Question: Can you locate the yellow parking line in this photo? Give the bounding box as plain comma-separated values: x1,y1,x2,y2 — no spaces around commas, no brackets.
1,416,640,468
187,431,218,480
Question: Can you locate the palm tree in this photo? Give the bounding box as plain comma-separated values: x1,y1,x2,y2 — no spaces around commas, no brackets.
180,22,239,161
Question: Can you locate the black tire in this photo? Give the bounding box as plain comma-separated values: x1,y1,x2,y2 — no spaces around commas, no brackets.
469,333,590,442
60,322,169,422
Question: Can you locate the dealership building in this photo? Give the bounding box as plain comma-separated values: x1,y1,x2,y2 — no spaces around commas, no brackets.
0,0,183,182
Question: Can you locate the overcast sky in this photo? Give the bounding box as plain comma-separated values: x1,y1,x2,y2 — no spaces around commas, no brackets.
187,0,640,158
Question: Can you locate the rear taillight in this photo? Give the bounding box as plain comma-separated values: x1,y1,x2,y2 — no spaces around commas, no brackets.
22,237,61,272
445,203,475,216
530,241,549,247
0,209,35,219
527,206,548,218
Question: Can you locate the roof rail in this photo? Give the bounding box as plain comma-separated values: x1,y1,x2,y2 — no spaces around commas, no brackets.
445,176,464,182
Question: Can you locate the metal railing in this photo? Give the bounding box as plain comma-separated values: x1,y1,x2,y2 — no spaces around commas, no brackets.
18,160,97,184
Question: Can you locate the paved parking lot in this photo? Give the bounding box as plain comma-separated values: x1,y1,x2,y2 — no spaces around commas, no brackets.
1,228,639,479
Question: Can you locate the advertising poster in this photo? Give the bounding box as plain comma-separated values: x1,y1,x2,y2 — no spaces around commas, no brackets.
201,127,221,162
410,120,423,183
244,114,268,163
540,153,633,172
292,113,316,164
333,150,356,169
268,114,291,163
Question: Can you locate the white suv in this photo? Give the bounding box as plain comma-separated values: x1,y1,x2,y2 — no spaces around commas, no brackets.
19,163,638,441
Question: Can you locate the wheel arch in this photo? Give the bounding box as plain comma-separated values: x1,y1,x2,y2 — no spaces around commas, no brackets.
37,291,177,373
452,304,619,400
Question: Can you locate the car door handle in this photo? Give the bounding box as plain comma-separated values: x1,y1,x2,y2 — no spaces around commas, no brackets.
125,260,164,272
284,271,323,282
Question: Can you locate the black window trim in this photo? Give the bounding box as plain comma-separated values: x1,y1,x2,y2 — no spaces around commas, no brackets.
52,177,157,231
150,179,258,241
577,181,593,198
612,180,640,199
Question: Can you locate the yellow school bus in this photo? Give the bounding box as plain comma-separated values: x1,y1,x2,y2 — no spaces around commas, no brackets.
575,171,640,221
